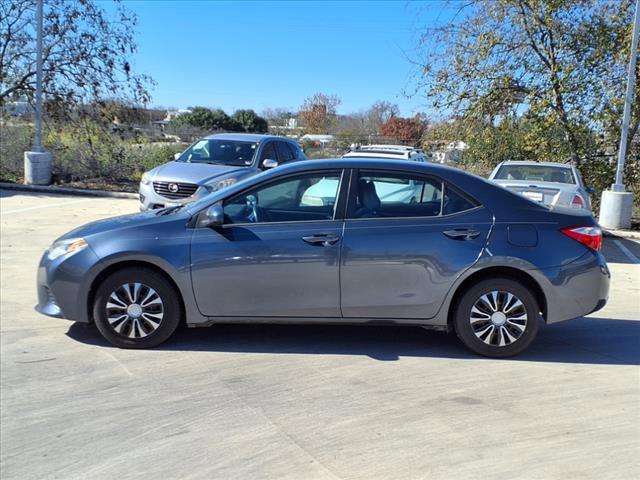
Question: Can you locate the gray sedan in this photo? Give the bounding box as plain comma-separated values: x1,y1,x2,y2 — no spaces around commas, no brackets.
36,159,610,357
488,161,594,211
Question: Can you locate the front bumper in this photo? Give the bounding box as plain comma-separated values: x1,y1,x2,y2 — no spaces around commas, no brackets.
36,246,103,322
139,181,206,211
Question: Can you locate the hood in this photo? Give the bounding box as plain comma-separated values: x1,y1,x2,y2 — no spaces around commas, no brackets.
56,210,173,242
149,161,245,185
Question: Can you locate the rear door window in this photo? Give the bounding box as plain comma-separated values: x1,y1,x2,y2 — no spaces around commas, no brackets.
276,142,295,163
442,183,478,215
349,170,478,219
259,142,277,162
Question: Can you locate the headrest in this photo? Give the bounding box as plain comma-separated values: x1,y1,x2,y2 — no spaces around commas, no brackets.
358,179,381,211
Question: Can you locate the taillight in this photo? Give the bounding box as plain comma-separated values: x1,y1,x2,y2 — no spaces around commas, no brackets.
561,226,602,251
571,194,585,208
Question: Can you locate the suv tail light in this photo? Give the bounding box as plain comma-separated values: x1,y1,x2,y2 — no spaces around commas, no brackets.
571,194,586,208
561,226,602,251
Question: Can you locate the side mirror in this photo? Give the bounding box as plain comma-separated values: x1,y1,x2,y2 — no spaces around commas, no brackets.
174,153,181,161
199,203,224,228
262,158,278,169
586,186,595,195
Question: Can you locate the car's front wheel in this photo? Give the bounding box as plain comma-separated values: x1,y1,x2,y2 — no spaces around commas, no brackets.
454,278,540,357
92,267,181,348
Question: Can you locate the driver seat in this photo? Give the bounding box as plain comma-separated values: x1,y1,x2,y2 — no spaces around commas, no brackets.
356,180,381,218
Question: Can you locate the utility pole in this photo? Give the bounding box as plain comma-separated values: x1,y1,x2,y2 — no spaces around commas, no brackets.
24,0,52,185
600,0,639,229
33,0,43,151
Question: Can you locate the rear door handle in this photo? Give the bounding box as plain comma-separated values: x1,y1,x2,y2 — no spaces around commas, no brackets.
443,229,481,240
302,234,341,246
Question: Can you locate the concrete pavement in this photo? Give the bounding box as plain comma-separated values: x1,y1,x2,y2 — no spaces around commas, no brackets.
1,190,639,480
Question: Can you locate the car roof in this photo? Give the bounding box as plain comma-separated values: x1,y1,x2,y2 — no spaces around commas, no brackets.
358,144,419,151
500,161,573,169
273,157,453,175
203,133,293,143
344,151,410,159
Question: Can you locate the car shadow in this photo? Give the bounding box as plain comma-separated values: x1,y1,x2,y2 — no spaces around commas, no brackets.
0,188,22,199
66,316,640,366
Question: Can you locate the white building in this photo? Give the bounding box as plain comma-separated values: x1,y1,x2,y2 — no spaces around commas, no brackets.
299,134,335,147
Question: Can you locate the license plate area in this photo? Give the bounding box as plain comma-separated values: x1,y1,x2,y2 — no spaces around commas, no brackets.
522,191,543,202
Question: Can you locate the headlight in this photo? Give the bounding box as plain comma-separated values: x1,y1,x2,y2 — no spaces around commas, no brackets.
47,238,88,261
140,173,151,185
205,178,238,193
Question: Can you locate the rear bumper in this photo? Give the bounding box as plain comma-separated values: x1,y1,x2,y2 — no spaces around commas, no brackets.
538,249,610,324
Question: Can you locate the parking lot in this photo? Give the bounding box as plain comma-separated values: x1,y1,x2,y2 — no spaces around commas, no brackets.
1,189,638,480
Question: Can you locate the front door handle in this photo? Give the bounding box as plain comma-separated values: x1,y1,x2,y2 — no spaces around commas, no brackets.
302,234,341,246
443,229,481,240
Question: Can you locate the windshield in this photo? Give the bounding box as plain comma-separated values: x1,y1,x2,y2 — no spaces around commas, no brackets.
494,165,575,184
177,139,258,166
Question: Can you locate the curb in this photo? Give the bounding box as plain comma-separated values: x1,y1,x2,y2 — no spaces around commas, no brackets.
0,182,139,200
602,228,640,241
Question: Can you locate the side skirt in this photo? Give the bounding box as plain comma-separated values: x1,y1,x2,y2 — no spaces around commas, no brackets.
188,316,449,331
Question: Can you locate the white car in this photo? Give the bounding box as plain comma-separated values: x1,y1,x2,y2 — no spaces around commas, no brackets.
343,145,429,162
488,161,594,211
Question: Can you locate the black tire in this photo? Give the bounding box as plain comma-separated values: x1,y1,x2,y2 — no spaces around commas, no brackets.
453,278,540,358
92,267,181,349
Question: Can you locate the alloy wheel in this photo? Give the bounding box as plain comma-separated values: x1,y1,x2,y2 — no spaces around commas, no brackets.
105,283,164,339
469,290,528,347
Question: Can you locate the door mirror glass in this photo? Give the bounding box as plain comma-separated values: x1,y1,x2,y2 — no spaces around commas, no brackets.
174,152,181,161
199,203,224,227
262,159,278,169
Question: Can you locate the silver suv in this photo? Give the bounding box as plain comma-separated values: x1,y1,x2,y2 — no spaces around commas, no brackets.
139,133,306,210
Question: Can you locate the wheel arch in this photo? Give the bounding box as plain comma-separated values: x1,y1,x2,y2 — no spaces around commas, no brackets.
447,266,547,328
87,260,186,325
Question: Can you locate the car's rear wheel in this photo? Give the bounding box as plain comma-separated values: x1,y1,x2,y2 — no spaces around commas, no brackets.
93,268,181,349
454,278,540,357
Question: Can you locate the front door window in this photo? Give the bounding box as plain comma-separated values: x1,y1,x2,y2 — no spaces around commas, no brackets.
223,172,342,224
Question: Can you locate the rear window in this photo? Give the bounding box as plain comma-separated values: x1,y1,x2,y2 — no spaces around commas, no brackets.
494,165,575,184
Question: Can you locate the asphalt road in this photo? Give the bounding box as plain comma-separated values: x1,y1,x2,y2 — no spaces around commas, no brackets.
1,190,639,480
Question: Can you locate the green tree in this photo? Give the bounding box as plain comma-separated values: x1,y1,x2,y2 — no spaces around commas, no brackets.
175,107,236,131
232,109,268,133
0,0,152,108
413,0,638,164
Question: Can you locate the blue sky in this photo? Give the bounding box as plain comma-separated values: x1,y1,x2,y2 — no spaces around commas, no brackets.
102,0,451,116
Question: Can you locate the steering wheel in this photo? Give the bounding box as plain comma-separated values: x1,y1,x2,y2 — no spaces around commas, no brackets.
246,195,260,222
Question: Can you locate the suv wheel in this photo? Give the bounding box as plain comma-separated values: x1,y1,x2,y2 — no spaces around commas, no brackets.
93,268,181,349
454,278,540,357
